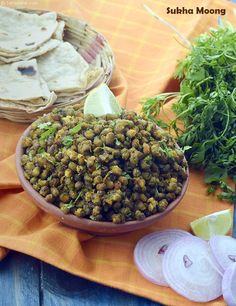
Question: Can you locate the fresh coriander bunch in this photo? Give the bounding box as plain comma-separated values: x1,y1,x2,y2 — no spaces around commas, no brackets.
142,21,236,202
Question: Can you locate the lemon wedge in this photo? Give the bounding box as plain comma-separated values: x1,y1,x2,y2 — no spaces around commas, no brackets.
190,209,232,240
84,83,122,116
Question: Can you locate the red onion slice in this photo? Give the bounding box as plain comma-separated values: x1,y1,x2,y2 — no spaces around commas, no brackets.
209,235,236,271
133,229,191,286
222,263,236,306
162,236,222,302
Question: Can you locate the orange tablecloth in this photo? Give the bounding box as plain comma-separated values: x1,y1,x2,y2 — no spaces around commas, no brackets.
0,1,235,305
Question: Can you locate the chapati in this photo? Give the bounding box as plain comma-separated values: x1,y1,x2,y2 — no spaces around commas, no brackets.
0,59,54,101
0,7,58,53
37,41,90,92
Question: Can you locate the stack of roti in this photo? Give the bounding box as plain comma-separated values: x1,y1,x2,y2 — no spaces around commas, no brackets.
0,59,56,115
0,7,61,63
0,7,103,122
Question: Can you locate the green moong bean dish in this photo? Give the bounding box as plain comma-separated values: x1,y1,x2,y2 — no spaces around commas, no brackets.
21,104,188,223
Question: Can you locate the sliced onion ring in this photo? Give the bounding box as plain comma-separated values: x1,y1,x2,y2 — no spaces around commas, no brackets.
209,235,236,271
222,263,236,306
162,236,222,302
133,229,191,286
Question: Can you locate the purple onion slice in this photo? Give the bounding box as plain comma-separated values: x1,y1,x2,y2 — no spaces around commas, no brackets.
222,263,236,306
209,235,236,271
162,236,222,302
133,229,191,286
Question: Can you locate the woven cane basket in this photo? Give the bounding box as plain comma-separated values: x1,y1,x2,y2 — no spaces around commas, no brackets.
0,8,115,123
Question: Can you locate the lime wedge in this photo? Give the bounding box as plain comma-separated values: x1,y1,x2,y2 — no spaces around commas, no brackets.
190,209,232,240
84,83,122,116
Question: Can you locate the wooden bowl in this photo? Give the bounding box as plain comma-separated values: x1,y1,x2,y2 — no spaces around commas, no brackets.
16,125,189,236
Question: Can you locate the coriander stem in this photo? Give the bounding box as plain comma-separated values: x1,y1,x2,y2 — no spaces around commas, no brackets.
231,88,236,104
170,93,191,121
143,4,192,49
216,99,230,141
151,92,180,98
195,76,213,88
224,52,236,61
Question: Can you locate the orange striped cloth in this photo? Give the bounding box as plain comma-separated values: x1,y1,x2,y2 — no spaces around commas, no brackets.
0,1,235,305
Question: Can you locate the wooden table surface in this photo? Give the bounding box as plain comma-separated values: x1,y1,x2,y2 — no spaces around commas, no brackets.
0,251,162,306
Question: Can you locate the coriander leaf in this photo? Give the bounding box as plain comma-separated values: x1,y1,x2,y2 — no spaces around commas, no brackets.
207,184,217,194
62,135,73,148
204,165,227,184
74,191,83,203
62,203,74,210
218,191,236,203
122,172,131,179
70,123,81,135
47,175,53,181
144,155,152,162
115,138,121,146
28,151,33,161
38,122,52,129
188,68,206,81
95,163,101,170
40,127,56,141
183,145,192,152
38,148,45,154
155,120,169,129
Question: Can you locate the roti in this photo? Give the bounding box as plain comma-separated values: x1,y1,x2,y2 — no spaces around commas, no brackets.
37,41,90,92
0,39,60,63
0,59,54,101
0,7,58,53
52,20,65,41
0,92,56,113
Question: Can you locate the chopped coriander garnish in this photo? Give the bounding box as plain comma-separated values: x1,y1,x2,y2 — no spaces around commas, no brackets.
40,127,56,141
38,147,45,154
62,135,73,148
38,122,52,129
143,155,152,162
115,138,121,146
47,175,53,181
69,123,82,135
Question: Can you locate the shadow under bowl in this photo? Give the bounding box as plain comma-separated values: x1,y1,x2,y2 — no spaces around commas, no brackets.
15,125,189,236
